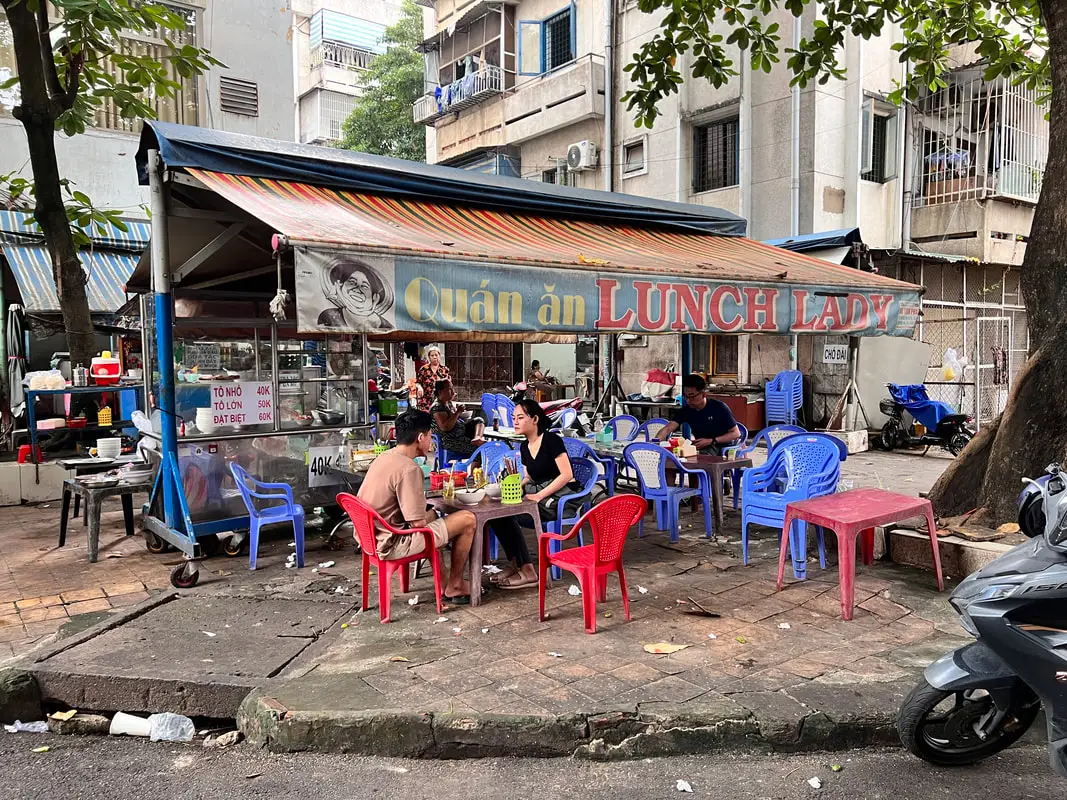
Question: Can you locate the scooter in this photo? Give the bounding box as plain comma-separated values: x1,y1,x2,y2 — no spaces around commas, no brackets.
879,382,975,456
897,462,1067,777
509,382,583,425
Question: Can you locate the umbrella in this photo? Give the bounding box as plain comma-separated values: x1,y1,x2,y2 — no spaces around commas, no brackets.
7,304,25,419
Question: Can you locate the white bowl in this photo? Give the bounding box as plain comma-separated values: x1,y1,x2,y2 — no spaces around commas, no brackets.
484,483,502,499
453,489,486,505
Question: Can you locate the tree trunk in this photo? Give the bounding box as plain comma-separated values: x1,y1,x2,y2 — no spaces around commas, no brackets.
3,1,96,369
929,0,1067,524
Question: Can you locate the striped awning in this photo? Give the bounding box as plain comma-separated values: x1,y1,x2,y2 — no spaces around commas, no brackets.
188,169,915,292
0,243,136,314
0,210,150,251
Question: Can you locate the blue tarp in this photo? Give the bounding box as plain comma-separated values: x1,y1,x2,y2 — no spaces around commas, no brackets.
763,228,862,253
136,122,748,237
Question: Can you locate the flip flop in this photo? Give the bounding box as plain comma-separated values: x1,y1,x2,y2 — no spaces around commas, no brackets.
444,586,490,605
489,568,519,585
498,574,538,591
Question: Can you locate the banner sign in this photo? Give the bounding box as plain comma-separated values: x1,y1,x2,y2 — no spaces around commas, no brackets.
295,248,921,337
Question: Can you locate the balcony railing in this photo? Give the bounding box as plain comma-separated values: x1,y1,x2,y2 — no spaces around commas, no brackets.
311,41,375,72
913,74,1048,207
413,64,505,125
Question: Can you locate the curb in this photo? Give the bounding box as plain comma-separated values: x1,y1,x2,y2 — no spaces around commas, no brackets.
237,688,902,760
0,667,41,724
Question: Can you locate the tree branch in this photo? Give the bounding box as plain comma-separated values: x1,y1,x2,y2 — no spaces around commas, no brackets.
36,1,64,100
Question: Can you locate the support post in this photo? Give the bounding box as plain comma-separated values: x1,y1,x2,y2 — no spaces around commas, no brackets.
148,150,179,530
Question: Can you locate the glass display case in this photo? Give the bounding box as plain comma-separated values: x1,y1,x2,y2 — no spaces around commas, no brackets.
145,306,371,525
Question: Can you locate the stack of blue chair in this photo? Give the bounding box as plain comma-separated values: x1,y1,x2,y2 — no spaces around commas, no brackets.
765,370,803,426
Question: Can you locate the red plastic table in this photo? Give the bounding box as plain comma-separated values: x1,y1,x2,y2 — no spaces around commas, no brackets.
775,488,945,620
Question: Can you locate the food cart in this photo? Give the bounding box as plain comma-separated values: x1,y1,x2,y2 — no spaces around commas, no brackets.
133,122,923,588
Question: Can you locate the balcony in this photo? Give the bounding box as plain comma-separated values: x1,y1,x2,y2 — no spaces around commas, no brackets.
413,64,505,125
502,55,605,145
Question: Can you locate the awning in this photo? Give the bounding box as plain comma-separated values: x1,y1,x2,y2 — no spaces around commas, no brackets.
0,243,136,314
0,209,150,250
167,169,921,338
764,228,862,253
136,122,747,236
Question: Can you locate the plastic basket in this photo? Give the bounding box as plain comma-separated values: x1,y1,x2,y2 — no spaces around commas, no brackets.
373,443,388,456
378,397,399,416
500,473,523,505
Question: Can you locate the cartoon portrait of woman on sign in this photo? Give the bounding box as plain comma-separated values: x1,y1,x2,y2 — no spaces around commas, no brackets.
316,257,395,332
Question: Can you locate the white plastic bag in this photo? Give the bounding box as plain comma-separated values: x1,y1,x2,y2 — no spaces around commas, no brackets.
942,348,962,382
148,712,195,742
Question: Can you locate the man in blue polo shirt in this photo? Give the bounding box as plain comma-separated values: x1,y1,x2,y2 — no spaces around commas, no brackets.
657,373,742,455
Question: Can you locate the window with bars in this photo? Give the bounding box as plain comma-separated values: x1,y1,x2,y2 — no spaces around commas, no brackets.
543,8,574,71
693,117,739,193
691,334,738,377
542,163,575,186
862,113,889,182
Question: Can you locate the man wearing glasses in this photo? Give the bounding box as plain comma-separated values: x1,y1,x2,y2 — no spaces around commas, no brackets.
657,373,742,455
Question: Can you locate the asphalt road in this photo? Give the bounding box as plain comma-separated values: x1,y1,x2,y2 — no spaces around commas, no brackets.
0,736,1062,800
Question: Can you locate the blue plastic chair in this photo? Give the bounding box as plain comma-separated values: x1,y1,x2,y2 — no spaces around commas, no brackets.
723,423,805,507
607,414,640,442
228,462,305,571
544,457,600,579
431,433,460,471
623,443,713,541
480,393,497,426
739,435,841,578
636,417,671,441
562,436,616,492
495,393,515,427
448,439,513,476
765,370,804,426
553,407,578,430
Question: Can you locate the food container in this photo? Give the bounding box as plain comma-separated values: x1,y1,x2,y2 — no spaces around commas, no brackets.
72,366,89,387
97,407,113,426
90,351,121,386
67,417,88,429
453,489,486,505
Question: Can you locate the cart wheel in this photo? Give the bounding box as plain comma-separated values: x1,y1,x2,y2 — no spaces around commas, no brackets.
328,519,355,549
224,534,246,557
198,534,222,558
170,563,199,589
144,530,168,554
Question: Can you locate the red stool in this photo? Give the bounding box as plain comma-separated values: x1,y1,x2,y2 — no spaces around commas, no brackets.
17,445,42,463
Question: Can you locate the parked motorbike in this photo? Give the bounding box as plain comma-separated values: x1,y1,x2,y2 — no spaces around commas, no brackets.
509,382,583,426
897,462,1067,777
879,382,974,456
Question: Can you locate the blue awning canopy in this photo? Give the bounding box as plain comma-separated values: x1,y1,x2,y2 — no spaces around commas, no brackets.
0,243,136,314
0,210,150,251
136,122,748,236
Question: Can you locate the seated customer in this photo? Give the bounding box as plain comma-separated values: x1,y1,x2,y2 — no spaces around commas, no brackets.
357,410,481,604
490,399,595,590
430,379,485,459
657,373,742,454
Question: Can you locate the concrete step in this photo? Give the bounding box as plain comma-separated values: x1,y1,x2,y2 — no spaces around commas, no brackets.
887,527,1017,580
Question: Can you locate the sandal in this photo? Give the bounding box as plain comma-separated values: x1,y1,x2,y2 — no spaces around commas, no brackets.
444,586,491,605
489,567,519,585
497,573,538,591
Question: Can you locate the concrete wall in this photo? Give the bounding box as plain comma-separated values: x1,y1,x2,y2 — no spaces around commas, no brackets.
516,119,602,187
0,0,293,216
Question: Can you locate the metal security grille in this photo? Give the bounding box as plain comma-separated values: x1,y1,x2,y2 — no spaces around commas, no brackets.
693,118,739,193
543,9,573,72
862,114,888,182
219,76,259,117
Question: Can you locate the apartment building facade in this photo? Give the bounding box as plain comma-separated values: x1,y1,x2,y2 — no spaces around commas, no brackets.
292,0,405,146
0,0,294,213
414,0,1046,426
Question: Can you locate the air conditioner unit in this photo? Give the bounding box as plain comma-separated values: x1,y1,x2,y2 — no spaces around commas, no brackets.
567,140,598,171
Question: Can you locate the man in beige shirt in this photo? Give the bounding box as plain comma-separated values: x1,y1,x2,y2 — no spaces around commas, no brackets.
358,410,478,602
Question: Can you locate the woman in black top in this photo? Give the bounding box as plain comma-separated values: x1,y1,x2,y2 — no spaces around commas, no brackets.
489,399,575,591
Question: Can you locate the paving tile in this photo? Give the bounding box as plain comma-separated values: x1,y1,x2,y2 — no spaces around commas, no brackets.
0,624,27,643
607,661,665,687
102,581,147,597
15,595,61,610
107,591,151,608
779,658,829,680
537,661,598,684
568,673,631,702
615,675,707,705
524,684,597,715
454,684,515,712
65,598,112,615
18,605,68,623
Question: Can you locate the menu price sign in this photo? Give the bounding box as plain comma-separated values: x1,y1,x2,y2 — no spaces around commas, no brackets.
211,382,274,426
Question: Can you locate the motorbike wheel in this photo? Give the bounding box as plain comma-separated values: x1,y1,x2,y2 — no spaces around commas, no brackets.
881,420,903,451
947,431,973,457
897,679,1039,766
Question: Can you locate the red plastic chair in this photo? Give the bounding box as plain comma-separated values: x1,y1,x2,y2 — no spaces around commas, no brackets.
538,494,648,634
336,492,444,623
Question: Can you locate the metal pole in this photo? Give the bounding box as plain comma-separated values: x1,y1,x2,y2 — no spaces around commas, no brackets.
271,320,280,432
845,335,860,429
139,294,150,414
788,13,801,371
254,327,261,379
148,149,178,529
602,0,614,192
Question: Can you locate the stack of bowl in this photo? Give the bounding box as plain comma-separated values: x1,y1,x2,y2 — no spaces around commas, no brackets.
95,437,122,460
195,408,216,434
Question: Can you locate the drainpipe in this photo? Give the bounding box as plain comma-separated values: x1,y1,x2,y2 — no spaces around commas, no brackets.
602,0,614,192
675,46,687,203
899,61,913,251
788,13,801,371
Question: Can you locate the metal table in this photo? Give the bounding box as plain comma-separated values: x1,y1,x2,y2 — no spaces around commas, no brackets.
59,475,154,562
617,399,679,420
56,455,143,521
674,454,753,536
430,495,543,607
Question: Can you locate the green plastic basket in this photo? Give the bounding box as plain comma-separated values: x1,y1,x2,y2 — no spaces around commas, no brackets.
500,473,523,505
373,443,388,456
378,397,399,416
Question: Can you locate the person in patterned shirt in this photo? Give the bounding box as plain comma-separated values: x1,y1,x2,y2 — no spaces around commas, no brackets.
416,345,450,412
